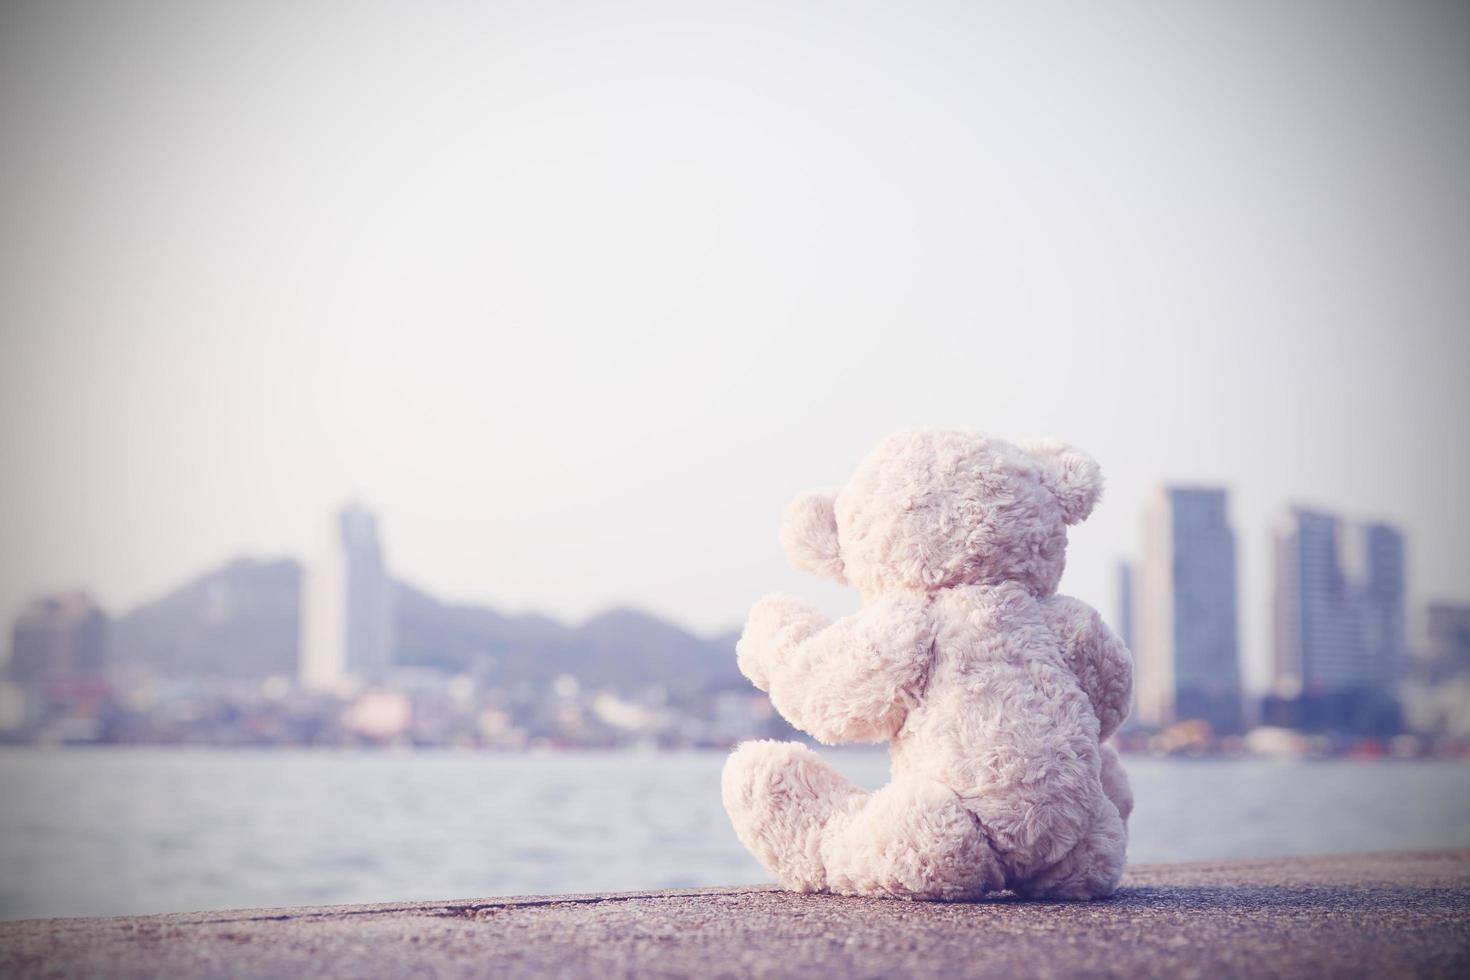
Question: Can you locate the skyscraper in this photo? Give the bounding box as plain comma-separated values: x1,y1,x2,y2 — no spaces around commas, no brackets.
1271,508,1404,733
299,504,394,691
1133,486,1243,733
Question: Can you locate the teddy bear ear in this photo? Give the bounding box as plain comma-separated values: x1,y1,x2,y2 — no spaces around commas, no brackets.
1021,438,1104,525
779,491,847,584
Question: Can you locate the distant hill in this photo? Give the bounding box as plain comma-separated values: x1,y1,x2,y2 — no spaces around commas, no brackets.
557,608,743,695
110,557,301,681
392,580,570,677
392,582,742,694
109,557,744,693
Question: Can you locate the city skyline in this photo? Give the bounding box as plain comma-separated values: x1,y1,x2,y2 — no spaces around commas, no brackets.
3,484,1454,686
1,446,1461,703
3,493,1459,749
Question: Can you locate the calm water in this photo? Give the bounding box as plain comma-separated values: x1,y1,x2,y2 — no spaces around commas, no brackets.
2,748,1468,920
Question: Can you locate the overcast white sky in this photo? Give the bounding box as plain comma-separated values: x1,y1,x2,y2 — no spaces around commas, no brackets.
2,0,1467,693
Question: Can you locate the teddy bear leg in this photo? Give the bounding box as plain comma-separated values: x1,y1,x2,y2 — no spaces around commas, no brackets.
1014,799,1127,901
722,740,865,892
819,776,1004,901
1099,742,1133,825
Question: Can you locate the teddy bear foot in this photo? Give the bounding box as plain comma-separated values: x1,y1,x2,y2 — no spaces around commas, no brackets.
820,776,1005,901
1013,805,1128,901
723,741,1005,901
1014,743,1130,902
721,740,863,892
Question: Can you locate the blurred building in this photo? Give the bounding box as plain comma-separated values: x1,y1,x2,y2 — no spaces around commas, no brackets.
1132,486,1244,733
1401,602,1470,739
6,592,109,687
4,592,113,740
299,504,394,691
1425,604,1470,677
1268,508,1404,735
1115,561,1140,733
1115,561,1135,652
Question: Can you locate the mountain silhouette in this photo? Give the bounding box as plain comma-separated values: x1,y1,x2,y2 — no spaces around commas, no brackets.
108,557,743,693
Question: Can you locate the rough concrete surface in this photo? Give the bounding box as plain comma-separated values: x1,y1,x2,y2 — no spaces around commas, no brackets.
2,851,1468,979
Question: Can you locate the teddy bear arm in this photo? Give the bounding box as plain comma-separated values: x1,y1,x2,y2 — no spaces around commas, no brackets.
765,598,934,745
735,593,832,693
1042,595,1133,740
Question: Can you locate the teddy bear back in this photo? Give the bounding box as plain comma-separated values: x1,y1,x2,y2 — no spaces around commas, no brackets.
824,429,1102,599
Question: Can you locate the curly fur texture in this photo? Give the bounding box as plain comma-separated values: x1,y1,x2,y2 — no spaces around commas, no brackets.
724,430,1133,901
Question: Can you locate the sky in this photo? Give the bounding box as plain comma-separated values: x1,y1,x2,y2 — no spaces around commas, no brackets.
1,0,1467,695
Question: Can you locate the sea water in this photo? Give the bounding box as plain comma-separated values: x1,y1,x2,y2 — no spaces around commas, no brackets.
1,747,1467,919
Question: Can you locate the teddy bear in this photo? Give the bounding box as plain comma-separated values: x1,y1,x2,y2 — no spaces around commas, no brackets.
722,429,1133,901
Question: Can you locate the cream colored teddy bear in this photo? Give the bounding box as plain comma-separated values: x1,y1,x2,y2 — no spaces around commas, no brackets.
723,430,1133,901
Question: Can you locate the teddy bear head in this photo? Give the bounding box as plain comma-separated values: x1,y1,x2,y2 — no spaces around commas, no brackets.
780,430,1103,599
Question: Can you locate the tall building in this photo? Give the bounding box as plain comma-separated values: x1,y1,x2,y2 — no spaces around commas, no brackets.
299,504,394,691
6,593,109,688
1270,508,1404,734
1133,486,1243,733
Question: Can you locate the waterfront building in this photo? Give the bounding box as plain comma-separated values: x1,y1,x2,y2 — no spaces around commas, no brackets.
1132,486,1244,733
6,592,109,688
299,503,394,691
1269,509,1405,734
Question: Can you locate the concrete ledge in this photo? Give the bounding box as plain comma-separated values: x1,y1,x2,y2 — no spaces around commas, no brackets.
3,851,1468,978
